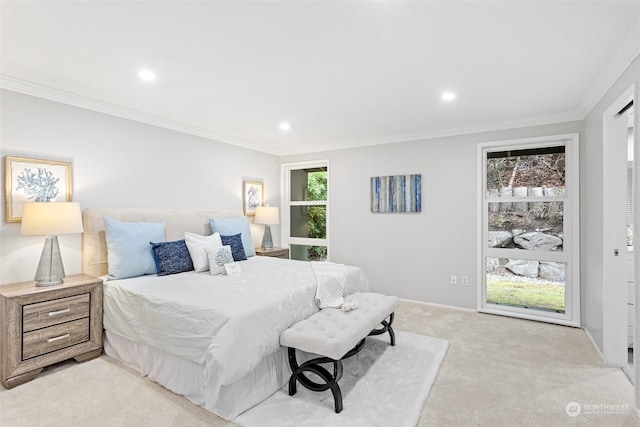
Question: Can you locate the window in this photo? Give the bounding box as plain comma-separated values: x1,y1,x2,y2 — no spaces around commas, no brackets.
478,134,580,326
281,161,329,261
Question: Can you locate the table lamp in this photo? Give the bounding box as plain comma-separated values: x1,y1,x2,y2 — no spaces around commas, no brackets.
254,206,279,250
21,202,84,286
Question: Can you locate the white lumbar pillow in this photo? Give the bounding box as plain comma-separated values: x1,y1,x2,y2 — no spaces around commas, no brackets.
184,232,222,273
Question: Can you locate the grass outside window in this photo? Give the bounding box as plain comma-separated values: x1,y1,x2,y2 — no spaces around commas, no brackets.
486,277,565,313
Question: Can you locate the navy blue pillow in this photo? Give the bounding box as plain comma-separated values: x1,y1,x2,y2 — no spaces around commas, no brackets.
220,233,247,261
150,240,194,276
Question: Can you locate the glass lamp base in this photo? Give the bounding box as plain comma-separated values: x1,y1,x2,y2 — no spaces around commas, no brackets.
261,225,274,250
36,278,64,287
34,235,65,287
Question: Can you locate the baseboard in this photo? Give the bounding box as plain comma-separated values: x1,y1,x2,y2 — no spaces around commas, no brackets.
583,327,607,365
399,297,477,313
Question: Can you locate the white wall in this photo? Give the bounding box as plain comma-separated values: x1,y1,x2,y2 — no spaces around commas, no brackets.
2,53,637,337
0,90,281,284
581,54,640,351
282,121,581,308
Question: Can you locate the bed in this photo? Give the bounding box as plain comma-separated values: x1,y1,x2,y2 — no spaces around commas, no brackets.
82,208,370,420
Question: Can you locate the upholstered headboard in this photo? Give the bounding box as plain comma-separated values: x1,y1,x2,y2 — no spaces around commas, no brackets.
82,208,244,278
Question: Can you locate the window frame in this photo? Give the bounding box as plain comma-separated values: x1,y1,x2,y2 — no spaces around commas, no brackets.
477,133,580,326
281,159,330,260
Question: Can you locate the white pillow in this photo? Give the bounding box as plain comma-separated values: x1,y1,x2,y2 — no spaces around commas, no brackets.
184,232,222,273
205,245,234,276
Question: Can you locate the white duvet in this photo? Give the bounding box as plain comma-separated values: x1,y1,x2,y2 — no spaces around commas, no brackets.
102,256,369,418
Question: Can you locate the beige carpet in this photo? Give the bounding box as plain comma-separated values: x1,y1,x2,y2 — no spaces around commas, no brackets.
1,300,639,427
235,331,448,427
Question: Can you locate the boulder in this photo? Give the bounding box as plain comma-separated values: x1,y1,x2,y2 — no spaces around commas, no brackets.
539,262,565,282
505,259,539,278
488,231,513,248
514,232,563,251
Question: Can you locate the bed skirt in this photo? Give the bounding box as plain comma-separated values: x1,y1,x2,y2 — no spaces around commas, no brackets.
104,330,290,420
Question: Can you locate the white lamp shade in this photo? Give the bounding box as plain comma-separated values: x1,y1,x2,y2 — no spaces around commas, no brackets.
254,206,280,225
21,202,84,236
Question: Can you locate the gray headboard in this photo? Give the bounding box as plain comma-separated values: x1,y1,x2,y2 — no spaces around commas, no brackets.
82,208,244,278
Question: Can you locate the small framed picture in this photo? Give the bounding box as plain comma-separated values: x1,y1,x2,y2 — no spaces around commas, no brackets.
4,156,73,222
224,262,242,275
243,180,263,216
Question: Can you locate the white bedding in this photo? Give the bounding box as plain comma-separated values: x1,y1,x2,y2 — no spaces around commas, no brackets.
102,255,370,419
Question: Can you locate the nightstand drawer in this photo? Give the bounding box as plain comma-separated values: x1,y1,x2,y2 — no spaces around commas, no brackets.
23,294,90,332
22,317,90,360
1,274,103,389
269,253,288,259
255,247,289,259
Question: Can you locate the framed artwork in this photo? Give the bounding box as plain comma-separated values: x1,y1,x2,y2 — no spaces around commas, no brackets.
4,156,73,222
371,174,422,213
243,180,263,216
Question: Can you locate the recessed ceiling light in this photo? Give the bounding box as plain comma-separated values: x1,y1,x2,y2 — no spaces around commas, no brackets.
442,92,456,101
279,122,291,131
138,69,156,82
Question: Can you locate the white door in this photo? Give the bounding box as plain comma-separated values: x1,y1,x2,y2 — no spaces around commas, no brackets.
602,87,635,368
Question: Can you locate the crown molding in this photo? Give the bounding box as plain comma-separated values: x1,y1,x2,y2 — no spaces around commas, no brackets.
2,74,581,157
278,111,583,156
0,75,279,156
0,75,587,157
579,16,640,118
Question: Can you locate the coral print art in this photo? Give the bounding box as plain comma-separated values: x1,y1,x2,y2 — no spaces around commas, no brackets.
4,156,72,222
247,186,260,211
243,181,263,216
16,167,60,202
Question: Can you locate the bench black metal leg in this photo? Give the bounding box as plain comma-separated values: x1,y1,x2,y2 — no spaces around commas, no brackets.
285,312,397,414
368,312,396,346
287,347,345,413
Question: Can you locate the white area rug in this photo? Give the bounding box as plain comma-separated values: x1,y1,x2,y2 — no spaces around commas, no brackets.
235,331,449,427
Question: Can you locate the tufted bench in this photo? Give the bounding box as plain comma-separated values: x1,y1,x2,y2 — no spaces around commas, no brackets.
280,292,399,413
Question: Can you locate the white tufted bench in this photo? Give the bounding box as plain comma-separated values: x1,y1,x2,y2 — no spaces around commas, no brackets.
280,292,399,413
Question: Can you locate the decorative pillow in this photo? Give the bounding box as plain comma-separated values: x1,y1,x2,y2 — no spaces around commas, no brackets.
204,245,234,276
220,233,247,261
184,231,222,273
150,240,194,276
209,217,256,258
104,217,165,280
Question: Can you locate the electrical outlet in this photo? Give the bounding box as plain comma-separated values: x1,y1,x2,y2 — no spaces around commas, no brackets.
461,276,469,286
450,275,457,285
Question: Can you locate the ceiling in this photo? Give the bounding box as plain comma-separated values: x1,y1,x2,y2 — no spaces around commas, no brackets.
2,1,640,155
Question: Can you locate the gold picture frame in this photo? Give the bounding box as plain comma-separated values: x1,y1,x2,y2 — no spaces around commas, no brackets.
243,180,263,216
4,156,73,222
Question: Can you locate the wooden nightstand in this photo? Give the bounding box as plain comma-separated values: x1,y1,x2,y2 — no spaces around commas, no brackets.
255,247,290,259
0,274,103,389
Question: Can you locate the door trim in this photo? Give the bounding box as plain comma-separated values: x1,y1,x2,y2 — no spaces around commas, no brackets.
602,86,634,368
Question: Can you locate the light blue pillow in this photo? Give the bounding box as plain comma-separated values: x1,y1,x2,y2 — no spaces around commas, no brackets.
104,217,166,279
209,217,256,257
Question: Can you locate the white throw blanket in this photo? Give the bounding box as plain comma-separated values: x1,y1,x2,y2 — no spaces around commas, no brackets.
312,261,348,309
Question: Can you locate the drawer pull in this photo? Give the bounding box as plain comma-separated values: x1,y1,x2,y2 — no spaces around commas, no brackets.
48,308,71,317
46,334,70,343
